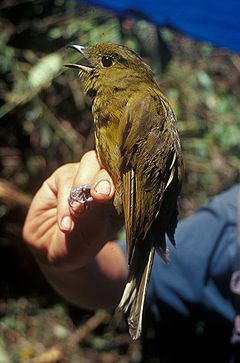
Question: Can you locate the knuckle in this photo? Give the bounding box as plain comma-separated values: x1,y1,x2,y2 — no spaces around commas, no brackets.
54,167,77,188
54,163,78,180
82,150,97,162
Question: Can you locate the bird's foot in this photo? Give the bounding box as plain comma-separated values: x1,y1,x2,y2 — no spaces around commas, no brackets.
68,184,93,209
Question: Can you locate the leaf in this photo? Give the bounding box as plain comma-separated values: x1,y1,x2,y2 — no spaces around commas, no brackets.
197,70,213,90
28,53,62,89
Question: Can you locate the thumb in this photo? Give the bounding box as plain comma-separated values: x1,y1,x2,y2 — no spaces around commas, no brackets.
91,169,115,203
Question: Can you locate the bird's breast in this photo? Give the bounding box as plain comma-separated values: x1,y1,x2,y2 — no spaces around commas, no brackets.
92,100,122,184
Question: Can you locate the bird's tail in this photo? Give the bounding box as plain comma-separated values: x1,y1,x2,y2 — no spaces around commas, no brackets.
118,244,155,340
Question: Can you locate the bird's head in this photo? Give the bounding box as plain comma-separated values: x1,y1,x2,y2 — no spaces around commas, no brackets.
65,43,154,97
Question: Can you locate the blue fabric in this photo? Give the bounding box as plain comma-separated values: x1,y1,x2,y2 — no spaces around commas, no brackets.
79,0,240,53
147,184,239,324
118,184,239,333
118,186,239,360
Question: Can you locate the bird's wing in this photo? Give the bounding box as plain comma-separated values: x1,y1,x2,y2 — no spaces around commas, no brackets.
119,92,182,263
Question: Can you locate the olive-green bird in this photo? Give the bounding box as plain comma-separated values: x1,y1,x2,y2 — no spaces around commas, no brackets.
66,43,184,340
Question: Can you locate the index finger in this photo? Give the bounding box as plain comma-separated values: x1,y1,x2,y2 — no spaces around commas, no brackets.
70,150,116,214
57,151,101,225
69,150,101,215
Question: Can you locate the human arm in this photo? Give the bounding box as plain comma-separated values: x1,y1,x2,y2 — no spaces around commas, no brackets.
22,151,128,309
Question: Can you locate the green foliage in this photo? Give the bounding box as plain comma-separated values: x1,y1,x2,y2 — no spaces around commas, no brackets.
1,315,26,333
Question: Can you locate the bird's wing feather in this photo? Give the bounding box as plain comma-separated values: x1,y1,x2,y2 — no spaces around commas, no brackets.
119,92,180,263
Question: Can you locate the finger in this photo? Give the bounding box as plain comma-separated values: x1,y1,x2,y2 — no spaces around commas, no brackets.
54,163,79,233
91,169,115,203
69,150,101,215
57,178,75,233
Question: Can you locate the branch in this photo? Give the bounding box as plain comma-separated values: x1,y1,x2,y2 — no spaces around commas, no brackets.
30,310,110,363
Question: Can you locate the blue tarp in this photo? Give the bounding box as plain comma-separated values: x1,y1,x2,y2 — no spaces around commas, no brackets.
79,0,240,53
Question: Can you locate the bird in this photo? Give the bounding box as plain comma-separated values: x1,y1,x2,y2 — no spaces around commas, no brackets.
65,43,184,340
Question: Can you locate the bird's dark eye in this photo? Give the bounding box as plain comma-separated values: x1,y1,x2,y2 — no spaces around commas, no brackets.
101,56,113,67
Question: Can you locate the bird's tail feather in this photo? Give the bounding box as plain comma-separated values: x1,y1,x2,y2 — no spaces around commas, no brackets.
118,245,155,340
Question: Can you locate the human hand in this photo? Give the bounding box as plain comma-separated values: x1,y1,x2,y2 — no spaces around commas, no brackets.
23,151,124,272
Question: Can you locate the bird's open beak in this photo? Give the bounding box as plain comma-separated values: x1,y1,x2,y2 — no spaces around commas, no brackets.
65,44,92,72
67,44,85,55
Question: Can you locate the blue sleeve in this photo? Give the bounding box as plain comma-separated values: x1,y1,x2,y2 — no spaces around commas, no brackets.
146,184,239,323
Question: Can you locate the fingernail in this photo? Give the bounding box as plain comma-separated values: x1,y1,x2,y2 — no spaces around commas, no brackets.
60,216,72,231
94,179,111,195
